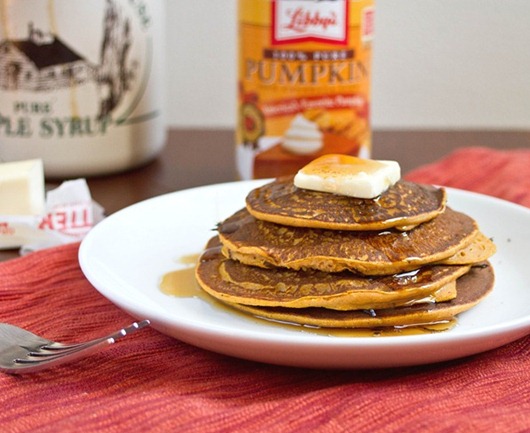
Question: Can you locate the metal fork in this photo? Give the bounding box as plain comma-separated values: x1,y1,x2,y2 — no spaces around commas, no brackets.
0,320,150,374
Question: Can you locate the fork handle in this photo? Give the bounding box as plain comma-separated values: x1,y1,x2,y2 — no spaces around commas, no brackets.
106,320,151,344
44,320,151,351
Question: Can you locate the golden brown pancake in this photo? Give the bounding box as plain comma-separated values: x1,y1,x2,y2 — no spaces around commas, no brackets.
218,207,479,275
246,176,446,231
223,264,494,328
196,239,470,310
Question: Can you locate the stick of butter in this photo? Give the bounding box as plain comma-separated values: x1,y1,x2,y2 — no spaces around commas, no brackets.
294,154,401,199
0,159,45,215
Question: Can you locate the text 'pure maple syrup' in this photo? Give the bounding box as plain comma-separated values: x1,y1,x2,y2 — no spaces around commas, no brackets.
236,0,374,180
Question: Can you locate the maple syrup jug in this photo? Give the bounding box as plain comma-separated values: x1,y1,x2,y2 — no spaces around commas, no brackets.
0,0,166,178
236,0,374,180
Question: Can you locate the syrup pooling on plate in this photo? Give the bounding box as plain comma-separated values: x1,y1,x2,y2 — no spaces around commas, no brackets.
160,253,460,337
160,267,204,299
159,253,204,298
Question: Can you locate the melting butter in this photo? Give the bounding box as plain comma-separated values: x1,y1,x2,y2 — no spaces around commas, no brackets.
294,154,401,199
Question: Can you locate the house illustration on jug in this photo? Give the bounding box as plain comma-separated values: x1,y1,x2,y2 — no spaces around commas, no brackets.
0,23,96,91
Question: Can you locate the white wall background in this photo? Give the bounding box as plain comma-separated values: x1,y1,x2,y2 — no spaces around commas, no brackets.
165,0,530,130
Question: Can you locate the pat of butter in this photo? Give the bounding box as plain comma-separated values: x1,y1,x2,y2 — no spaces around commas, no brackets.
294,154,401,199
0,159,45,215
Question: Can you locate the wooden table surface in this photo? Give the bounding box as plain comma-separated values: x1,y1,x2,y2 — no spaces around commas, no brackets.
1,128,528,262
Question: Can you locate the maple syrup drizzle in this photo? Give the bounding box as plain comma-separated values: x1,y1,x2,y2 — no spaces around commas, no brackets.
160,256,457,338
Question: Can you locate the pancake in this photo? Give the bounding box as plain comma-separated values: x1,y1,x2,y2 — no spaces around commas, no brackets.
218,207,479,275
196,239,470,310
222,264,494,328
437,232,496,265
246,176,446,231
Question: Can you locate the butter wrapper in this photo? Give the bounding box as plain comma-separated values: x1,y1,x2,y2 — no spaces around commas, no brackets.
0,179,105,254
0,216,49,250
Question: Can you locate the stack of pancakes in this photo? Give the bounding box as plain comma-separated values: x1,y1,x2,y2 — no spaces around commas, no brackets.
196,176,496,330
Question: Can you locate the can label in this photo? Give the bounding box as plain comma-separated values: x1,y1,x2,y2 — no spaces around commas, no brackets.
0,0,165,177
237,0,374,179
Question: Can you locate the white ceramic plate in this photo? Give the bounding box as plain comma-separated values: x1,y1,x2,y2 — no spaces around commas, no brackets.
79,180,530,369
